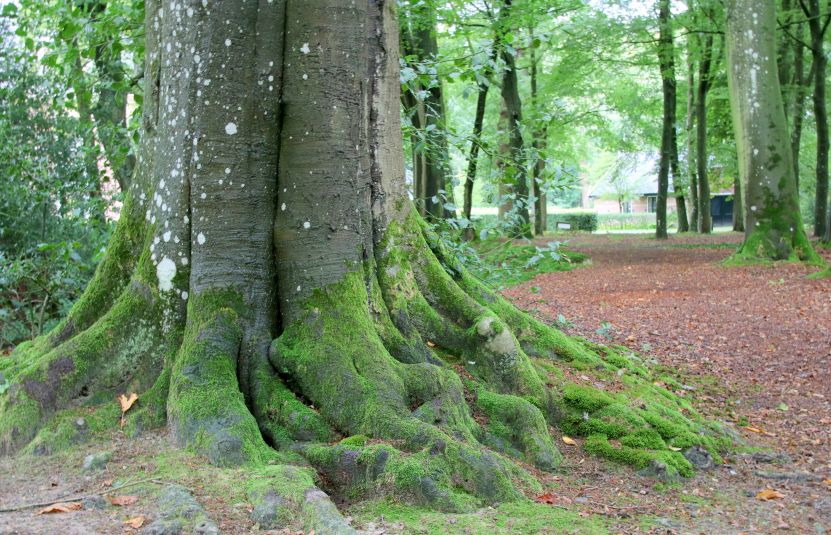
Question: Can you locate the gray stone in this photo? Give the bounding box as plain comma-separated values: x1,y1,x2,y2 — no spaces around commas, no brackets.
683,445,715,471
637,459,680,482
750,451,793,465
82,451,112,471
250,491,290,529
141,485,218,535
82,494,108,510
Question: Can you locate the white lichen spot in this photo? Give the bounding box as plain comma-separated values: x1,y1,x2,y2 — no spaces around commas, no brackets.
225,122,238,135
225,38,232,47
163,230,172,242
181,257,189,266
281,203,286,211
156,257,177,292
300,42,310,54
225,167,231,174
750,205,757,212
181,291,189,301
302,73,308,80
303,221,311,229
296,285,301,292
197,232,206,245
200,192,207,199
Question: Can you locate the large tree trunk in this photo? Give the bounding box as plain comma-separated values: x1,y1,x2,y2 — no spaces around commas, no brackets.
804,0,830,237
655,0,674,239
670,120,690,232
725,0,819,262
732,174,744,232
696,34,715,234
0,0,731,526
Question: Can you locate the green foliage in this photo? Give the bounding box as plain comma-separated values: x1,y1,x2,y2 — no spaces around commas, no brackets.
548,211,599,232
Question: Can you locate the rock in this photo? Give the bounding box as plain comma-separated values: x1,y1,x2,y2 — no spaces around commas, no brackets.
683,445,715,471
750,451,793,465
637,459,680,482
82,494,108,510
249,490,290,529
754,470,823,482
141,485,218,535
82,451,112,471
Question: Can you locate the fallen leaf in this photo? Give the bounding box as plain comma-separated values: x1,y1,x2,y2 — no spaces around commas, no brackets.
109,495,139,506
124,516,145,528
743,426,764,434
561,436,578,446
37,502,83,514
119,392,138,413
534,492,558,504
756,488,785,501
426,340,435,348
668,446,682,451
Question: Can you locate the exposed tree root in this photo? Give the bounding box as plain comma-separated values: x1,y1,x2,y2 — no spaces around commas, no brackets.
1,205,739,528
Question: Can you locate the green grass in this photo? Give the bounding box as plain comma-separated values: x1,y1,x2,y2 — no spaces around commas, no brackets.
348,498,608,534
469,240,588,288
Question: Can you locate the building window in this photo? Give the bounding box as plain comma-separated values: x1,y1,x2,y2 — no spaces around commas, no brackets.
647,195,657,213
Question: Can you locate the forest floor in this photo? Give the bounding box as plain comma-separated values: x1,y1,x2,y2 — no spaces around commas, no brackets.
1,231,830,534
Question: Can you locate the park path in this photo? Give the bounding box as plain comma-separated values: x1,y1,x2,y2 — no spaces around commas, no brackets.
503,232,831,533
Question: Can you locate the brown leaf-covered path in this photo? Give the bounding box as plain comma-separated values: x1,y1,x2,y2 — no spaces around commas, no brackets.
504,232,831,532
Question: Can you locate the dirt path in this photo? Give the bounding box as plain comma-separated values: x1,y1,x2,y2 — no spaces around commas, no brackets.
504,231,831,533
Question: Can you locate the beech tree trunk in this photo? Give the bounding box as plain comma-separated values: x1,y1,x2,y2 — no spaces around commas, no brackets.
686,45,700,232
0,1,732,528
804,0,830,237
530,28,547,236
400,3,453,220
696,34,714,234
656,0,674,239
725,0,819,262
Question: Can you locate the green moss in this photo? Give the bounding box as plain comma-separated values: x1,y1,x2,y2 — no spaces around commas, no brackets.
348,498,608,534
22,402,121,455
584,434,693,478
167,290,276,467
475,387,562,471
562,384,615,413
340,435,369,447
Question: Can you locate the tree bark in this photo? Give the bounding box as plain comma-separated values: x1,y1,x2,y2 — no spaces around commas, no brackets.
530,27,547,236
0,0,733,523
804,0,830,237
400,3,453,220
790,21,810,190
725,0,819,262
686,42,700,232
671,120,690,232
656,0,675,239
732,174,744,232
696,33,715,234
497,0,531,238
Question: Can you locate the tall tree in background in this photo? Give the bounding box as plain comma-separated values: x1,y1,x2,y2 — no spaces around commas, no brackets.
801,0,831,237
726,0,819,262
530,26,548,236
695,30,717,233
400,1,453,220
685,43,700,231
497,0,531,238
655,0,675,239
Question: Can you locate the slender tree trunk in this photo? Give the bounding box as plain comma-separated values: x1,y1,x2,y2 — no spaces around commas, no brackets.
686,44,700,232
463,36,499,230
725,0,819,262
732,174,744,231
655,0,675,239
696,34,715,233
530,27,547,236
805,0,830,237
671,122,690,232
400,3,453,220
791,22,809,190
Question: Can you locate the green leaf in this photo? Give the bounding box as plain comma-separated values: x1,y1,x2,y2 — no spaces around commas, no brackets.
2,3,18,17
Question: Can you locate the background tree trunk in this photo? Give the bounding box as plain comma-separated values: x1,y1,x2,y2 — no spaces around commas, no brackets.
725,0,819,262
696,34,715,234
686,45,700,232
804,0,830,237
530,26,547,236
655,0,675,239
